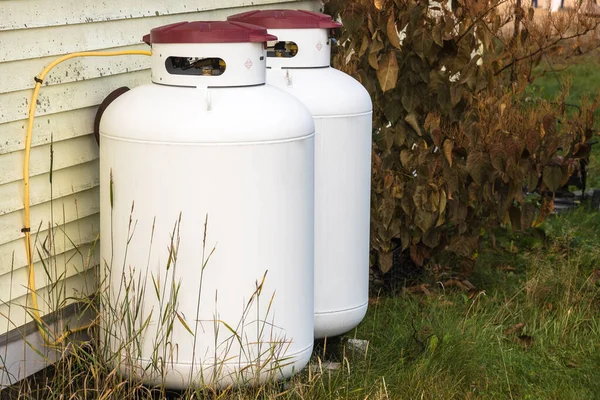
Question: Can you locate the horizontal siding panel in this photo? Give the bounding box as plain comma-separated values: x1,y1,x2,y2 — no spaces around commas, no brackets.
0,44,150,95
1,0,318,31
0,248,98,304
0,187,99,246
0,214,99,276
0,135,98,185
0,0,320,62
0,160,99,216
0,270,95,335
0,108,97,156
0,70,150,125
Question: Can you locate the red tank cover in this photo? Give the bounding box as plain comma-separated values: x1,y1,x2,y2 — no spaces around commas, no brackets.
227,10,342,30
142,21,277,44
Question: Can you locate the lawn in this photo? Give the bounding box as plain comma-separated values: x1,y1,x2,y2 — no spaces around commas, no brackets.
324,207,600,399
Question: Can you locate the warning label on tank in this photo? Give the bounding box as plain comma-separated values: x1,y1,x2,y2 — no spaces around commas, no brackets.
244,58,253,69
316,41,323,51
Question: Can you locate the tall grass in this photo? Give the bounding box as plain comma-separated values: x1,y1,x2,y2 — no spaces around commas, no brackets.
3,203,303,398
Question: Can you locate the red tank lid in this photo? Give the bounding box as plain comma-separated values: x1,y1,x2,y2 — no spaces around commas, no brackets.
227,10,342,29
142,21,277,44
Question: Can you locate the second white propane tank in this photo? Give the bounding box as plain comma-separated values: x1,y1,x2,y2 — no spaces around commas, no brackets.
229,10,373,339
98,21,315,388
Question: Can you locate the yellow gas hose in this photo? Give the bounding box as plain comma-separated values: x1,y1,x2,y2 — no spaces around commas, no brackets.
24,50,151,347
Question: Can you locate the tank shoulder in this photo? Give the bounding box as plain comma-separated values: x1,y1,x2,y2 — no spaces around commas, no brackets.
99,83,314,143
266,67,373,117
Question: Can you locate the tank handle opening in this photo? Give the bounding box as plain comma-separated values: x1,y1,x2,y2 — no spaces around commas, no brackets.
266,41,299,58
165,57,226,76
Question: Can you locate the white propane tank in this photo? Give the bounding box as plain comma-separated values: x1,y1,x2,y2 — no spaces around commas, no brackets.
228,11,373,339
98,21,315,389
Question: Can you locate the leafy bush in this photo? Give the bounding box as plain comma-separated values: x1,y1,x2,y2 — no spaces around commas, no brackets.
324,0,600,273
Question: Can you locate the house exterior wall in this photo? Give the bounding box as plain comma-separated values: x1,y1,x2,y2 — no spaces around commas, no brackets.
0,0,321,386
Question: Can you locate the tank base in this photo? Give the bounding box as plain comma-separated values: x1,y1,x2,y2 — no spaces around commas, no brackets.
114,343,313,390
314,302,368,339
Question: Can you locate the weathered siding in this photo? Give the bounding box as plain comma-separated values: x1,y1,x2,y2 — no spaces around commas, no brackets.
0,0,321,364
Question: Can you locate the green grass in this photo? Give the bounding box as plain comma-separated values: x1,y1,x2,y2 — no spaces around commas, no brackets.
529,52,600,189
308,207,600,399
297,207,600,399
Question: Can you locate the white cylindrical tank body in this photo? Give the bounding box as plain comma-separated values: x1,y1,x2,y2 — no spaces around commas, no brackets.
98,21,315,389
229,11,373,339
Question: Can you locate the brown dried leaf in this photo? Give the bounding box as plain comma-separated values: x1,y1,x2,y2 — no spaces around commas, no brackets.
432,24,443,47
466,152,490,186
420,284,432,296
542,165,563,193
526,128,541,154
358,34,370,58
405,112,422,136
342,3,366,34
378,250,393,273
442,278,469,291
400,149,414,169
410,245,428,267
450,84,463,107
422,228,441,248
400,229,410,251
527,169,539,191
386,11,401,49
380,198,395,227
542,114,556,137
376,50,399,92
566,360,579,369
413,27,433,59
436,189,447,227
533,197,554,227
415,209,437,232
392,179,405,198
443,139,454,167
429,190,440,213
461,279,476,290
424,112,441,131
504,322,525,336
368,51,379,69
368,37,384,70
384,171,394,189
431,127,442,148
403,283,431,295
490,143,507,172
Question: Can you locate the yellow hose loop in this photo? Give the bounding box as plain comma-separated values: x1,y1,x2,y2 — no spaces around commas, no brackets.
24,50,152,347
